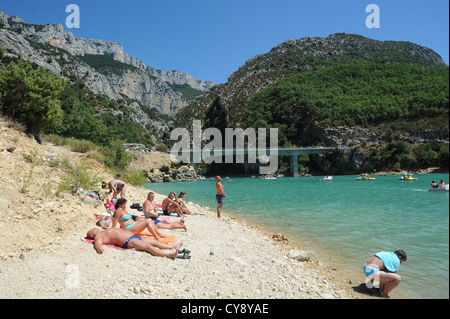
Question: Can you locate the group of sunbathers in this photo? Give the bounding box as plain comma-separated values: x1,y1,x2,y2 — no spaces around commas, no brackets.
87,179,191,259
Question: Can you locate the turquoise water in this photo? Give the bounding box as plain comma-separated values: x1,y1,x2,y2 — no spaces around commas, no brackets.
145,174,449,299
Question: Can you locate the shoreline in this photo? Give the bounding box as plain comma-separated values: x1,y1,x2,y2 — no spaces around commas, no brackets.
176,196,412,300
196,167,449,180
234,215,412,299
1,120,421,300
145,173,449,300
147,185,377,300
0,182,368,299
126,185,374,299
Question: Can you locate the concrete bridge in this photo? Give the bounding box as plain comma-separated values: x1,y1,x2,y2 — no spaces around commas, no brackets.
188,146,337,177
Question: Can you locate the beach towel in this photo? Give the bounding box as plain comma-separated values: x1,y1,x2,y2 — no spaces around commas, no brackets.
81,231,177,250
87,192,100,200
81,237,128,250
139,231,177,244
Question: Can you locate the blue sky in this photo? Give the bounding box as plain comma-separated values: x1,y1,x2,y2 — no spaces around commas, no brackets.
1,0,448,84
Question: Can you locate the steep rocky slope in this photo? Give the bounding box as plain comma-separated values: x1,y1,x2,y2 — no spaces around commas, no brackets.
174,33,446,130
0,10,214,115
172,33,447,175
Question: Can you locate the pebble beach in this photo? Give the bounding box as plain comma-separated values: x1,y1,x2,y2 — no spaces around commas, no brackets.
0,117,367,301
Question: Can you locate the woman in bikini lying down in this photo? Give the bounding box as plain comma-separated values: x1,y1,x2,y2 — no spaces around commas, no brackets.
112,198,166,241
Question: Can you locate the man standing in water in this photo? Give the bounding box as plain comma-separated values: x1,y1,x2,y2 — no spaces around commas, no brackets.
215,176,226,218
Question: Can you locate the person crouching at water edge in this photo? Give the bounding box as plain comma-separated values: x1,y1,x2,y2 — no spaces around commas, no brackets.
86,228,187,259
112,198,166,241
363,250,407,298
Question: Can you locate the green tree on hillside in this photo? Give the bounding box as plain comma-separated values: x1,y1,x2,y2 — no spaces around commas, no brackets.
245,63,449,146
0,60,66,141
50,85,155,147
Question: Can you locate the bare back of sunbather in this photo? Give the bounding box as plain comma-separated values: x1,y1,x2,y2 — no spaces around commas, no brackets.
87,228,181,259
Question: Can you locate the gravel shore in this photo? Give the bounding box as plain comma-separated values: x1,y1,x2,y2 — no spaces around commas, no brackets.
0,117,367,300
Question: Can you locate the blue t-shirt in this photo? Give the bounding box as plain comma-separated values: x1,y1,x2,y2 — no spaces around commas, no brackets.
375,251,400,272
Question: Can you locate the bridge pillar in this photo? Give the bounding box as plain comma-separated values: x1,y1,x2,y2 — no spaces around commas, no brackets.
290,154,299,177
190,151,198,173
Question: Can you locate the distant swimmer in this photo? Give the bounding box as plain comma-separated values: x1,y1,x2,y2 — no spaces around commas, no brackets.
215,176,226,218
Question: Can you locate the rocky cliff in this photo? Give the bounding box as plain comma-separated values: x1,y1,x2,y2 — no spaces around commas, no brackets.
0,10,214,116
172,33,448,175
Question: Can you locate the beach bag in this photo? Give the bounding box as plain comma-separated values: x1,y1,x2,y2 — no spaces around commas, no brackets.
105,200,116,212
99,213,112,229
130,203,141,210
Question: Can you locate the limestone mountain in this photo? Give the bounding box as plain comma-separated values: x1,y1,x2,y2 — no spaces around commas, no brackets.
0,9,214,118
174,33,446,131
172,33,448,175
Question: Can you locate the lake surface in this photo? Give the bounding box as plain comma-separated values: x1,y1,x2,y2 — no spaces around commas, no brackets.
145,173,449,299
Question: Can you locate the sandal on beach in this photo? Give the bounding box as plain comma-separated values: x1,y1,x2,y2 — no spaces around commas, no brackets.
177,248,191,254
177,253,191,259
